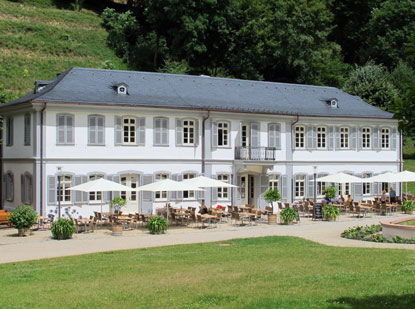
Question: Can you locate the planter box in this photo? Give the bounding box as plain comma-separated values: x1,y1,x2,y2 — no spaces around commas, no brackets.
267,214,277,224
111,224,123,236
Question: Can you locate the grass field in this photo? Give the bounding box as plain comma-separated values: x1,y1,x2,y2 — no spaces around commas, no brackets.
1,236,415,308
0,0,127,100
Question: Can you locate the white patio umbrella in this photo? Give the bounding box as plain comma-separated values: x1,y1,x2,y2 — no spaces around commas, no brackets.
135,179,204,220
316,172,370,184
69,178,134,213
365,172,398,183
395,170,415,195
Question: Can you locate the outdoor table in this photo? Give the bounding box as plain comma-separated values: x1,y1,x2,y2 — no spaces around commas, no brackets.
200,214,217,227
238,206,251,212
76,218,92,233
238,212,256,224
114,216,133,230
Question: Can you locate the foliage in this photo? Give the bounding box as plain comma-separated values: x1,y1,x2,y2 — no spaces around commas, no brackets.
110,196,126,211
323,205,340,220
279,207,297,224
322,186,337,201
264,188,281,207
402,200,415,214
8,205,38,230
390,61,415,98
342,62,399,110
341,224,415,244
158,58,190,75
392,85,415,138
51,218,75,240
147,215,168,234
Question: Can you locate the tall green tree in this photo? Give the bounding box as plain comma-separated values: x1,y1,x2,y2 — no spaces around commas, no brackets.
392,86,415,138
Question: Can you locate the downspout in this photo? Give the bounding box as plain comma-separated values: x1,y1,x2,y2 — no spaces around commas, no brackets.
290,115,300,203
40,103,46,216
399,130,403,199
201,110,210,175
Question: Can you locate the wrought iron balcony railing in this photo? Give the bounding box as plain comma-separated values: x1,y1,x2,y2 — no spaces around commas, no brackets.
235,146,276,161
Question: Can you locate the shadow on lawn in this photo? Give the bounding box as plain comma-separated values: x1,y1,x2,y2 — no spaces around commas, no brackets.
328,293,415,308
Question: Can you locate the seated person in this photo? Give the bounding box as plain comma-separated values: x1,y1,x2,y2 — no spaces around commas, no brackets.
346,194,353,203
200,205,208,214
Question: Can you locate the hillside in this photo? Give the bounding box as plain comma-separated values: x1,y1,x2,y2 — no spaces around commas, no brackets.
0,0,127,100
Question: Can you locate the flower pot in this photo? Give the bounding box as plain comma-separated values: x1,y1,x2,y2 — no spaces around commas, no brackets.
282,219,293,225
404,210,414,214
268,214,277,223
17,228,29,237
326,216,337,222
111,224,123,236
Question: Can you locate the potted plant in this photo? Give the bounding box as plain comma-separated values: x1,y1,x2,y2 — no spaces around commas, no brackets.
51,218,75,240
8,205,38,236
264,188,281,223
323,205,340,221
322,186,337,203
110,197,126,236
148,216,168,234
402,200,415,214
279,207,297,225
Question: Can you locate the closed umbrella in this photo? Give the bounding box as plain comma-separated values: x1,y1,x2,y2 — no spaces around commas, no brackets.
69,178,134,213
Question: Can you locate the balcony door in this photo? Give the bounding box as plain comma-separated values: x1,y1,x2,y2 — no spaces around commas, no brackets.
120,174,139,214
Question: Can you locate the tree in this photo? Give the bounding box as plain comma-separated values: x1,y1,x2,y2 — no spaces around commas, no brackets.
342,61,399,110
264,188,281,208
392,86,415,139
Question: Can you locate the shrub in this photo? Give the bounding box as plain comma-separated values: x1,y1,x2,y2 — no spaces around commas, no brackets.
279,208,297,224
264,188,281,208
147,216,168,234
110,196,126,213
322,186,337,201
51,219,76,240
323,205,340,220
402,200,415,214
8,205,38,230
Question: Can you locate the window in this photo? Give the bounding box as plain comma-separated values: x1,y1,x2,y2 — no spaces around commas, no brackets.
295,175,305,198
154,118,169,146
88,115,105,145
183,120,195,145
57,114,74,145
382,182,389,193
317,173,328,196
6,117,13,146
317,126,327,149
21,173,33,205
269,175,279,190
24,114,31,146
340,127,349,149
218,122,229,147
363,173,371,195
123,117,136,144
155,174,168,200
241,125,248,147
57,175,72,203
381,128,390,149
217,174,229,200
268,124,280,148
5,172,14,201
362,127,371,149
295,126,305,149
338,183,350,196
117,84,127,95
89,175,103,201
183,173,195,199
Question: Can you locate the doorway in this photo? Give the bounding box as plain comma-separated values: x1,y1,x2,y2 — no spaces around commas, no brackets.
240,174,256,206
120,174,139,214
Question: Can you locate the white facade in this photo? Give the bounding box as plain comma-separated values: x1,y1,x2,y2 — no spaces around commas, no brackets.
1,101,401,219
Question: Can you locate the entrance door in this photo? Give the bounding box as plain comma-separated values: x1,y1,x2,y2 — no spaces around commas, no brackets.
240,174,256,206
120,174,139,214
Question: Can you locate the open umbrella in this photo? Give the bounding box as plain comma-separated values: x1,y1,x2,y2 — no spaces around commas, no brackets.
395,170,415,196
69,178,134,213
365,172,398,183
316,172,370,184
135,179,204,220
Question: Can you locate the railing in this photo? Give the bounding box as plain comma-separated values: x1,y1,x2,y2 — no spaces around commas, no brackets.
235,147,276,161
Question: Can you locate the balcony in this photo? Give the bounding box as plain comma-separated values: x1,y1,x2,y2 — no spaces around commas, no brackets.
235,147,276,161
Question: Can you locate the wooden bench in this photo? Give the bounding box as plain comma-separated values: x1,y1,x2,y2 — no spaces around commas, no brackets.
0,210,11,226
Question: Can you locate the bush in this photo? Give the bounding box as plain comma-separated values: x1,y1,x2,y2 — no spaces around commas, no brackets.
8,205,38,230
402,200,415,214
323,205,340,220
264,188,281,208
110,196,126,213
147,216,168,234
279,208,297,224
322,186,337,201
51,219,75,240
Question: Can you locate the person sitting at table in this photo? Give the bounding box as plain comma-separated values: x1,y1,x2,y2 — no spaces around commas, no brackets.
380,190,387,204
346,194,353,203
389,187,396,203
200,205,208,214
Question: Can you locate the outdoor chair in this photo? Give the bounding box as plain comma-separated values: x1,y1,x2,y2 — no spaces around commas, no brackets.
380,204,392,216
284,202,290,209
278,202,283,210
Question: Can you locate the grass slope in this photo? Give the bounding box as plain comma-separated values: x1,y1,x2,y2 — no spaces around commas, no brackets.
1,236,415,308
0,0,127,99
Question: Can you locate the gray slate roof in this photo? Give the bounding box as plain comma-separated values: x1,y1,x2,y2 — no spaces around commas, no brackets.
3,67,393,119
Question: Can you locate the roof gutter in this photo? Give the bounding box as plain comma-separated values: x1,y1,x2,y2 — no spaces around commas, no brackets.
40,103,46,216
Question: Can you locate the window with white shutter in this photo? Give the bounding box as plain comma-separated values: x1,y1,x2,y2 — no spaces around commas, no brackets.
268,123,281,149
56,114,74,145
340,127,349,149
295,126,305,149
381,128,390,149
88,115,105,145
154,117,169,146
362,127,371,149
316,126,327,149
217,122,229,147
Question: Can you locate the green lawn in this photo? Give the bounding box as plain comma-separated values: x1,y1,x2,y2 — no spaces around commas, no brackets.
0,0,127,100
1,237,415,308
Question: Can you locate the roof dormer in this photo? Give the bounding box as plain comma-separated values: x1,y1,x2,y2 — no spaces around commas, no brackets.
323,98,338,108
116,83,128,95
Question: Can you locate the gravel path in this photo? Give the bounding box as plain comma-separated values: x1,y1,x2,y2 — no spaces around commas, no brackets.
1,215,414,264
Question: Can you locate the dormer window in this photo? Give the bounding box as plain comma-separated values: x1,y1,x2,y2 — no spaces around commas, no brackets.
324,98,338,108
330,99,338,108
116,83,128,95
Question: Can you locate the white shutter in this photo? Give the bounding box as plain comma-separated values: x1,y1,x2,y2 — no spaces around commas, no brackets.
281,175,288,200
373,127,380,151
307,175,314,199
48,176,56,204
211,175,218,202
212,121,218,147
275,123,281,149
306,125,314,149
354,173,363,201
351,127,357,150
251,123,259,147
115,116,122,145
74,176,83,203
170,174,178,200
335,127,340,150
142,174,153,202
162,118,168,145
391,127,397,150
88,116,96,145
357,127,362,150
97,116,104,145
66,115,74,144
154,118,161,145
260,174,268,208
57,115,65,144
177,174,183,200
194,119,199,146
176,119,183,146
137,117,145,146
328,126,335,150
81,176,88,202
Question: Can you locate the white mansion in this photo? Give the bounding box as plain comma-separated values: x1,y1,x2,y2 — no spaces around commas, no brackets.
0,68,401,217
